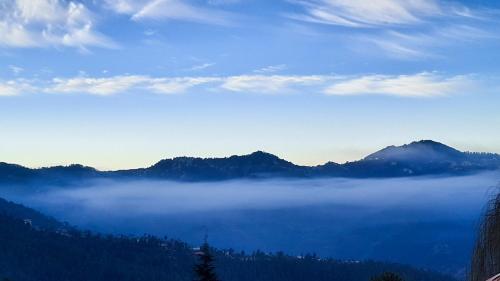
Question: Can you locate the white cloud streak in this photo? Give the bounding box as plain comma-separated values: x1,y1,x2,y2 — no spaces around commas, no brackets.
254,64,288,74
8,65,24,75
288,0,500,60
40,75,222,95
184,63,216,72
361,25,498,60
105,0,233,25
288,0,443,28
220,75,329,93
147,77,221,94
0,72,483,98
49,75,152,96
0,0,115,50
324,72,474,97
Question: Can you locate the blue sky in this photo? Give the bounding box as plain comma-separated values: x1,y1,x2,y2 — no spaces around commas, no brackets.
1,0,500,169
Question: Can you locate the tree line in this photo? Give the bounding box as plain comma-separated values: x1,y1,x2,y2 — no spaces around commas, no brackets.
0,211,452,281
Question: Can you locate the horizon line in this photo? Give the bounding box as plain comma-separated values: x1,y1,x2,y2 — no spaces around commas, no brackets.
2,139,499,172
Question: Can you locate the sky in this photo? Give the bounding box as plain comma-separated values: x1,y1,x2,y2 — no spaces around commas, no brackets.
0,0,500,170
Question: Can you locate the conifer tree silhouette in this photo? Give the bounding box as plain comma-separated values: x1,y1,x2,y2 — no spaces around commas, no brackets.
193,236,219,281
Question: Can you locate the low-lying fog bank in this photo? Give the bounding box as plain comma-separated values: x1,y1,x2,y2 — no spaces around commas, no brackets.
2,172,499,277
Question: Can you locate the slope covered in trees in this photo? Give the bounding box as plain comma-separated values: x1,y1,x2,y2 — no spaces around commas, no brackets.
0,198,455,281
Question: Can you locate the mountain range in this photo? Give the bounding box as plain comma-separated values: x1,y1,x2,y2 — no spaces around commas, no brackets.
1,140,499,184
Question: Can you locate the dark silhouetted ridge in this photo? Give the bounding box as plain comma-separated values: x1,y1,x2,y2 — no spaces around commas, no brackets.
364,140,464,162
350,140,500,177
141,150,304,180
1,141,500,183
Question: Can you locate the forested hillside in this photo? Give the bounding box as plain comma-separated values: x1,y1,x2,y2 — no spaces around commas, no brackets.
0,199,455,281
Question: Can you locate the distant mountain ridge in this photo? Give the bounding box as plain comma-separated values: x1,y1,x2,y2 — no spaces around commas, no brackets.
364,140,464,162
1,140,500,184
118,151,308,181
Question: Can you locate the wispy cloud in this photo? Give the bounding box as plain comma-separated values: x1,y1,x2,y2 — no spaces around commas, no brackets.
147,77,221,94
0,0,115,50
207,0,240,5
184,63,216,72
44,75,325,95
324,72,474,97
43,75,221,95
8,65,24,75
288,0,442,28
49,75,152,96
105,0,234,25
360,24,498,60
144,29,157,36
368,37,433,60
288,0,500,60
0,72,484,98
220,75,328,93
103,0,150,14
253,64,288,74
0,79,35,96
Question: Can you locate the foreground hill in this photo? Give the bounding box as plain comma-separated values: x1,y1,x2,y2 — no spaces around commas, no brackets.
0,198,455,281
1,140,499,184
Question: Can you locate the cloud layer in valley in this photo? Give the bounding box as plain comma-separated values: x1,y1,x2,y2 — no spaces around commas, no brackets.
2,172,497,276
20,172,499,217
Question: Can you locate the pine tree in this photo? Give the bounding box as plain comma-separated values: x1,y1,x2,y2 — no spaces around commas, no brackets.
371,272,404,281
193,240,219,281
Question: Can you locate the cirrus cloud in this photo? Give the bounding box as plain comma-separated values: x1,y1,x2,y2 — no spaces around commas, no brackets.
289,0,462,28
287,0,500,60
105,0,234,25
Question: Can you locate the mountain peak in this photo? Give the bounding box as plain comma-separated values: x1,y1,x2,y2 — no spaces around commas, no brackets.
405,140,460,153
365,140,463,162
153,151,282,165
408,139,448,147
230,151,293,167
246,150,280,159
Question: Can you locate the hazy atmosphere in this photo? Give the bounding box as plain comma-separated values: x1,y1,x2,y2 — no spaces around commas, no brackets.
1,172,497,276
1,1,500,281
18,173,500,216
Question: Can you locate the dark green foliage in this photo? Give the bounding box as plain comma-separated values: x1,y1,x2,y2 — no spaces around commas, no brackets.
0,200,456,281
193,242,219,281
372,272,404,281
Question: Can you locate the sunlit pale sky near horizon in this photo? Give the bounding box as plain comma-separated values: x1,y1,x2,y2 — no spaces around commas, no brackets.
1,0,500,170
